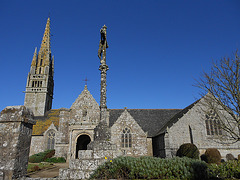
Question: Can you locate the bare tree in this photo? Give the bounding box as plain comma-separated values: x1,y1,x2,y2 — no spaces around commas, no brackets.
195,50,240,142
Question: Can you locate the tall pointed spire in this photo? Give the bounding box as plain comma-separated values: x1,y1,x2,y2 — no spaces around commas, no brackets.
37,17,51,69
24,17,54,116
39,17,51,55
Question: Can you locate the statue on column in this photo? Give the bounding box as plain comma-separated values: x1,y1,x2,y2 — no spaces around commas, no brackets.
98,25,108,64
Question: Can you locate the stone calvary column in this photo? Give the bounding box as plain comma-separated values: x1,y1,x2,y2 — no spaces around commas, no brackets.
98,25,109,124
89,25,112,142
59,25,122,180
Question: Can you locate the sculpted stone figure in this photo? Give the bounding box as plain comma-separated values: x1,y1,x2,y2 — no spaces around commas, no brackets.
98,25,108,64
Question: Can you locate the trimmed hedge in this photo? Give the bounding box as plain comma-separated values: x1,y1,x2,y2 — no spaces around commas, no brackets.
44,157,66,163
176,143,200,159
29,149,55,163
205,148,221,164
90,156,208,179
208,160,240,179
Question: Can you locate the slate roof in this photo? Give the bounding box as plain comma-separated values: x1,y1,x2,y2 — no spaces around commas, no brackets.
156,99,200,135
109,109,182,137
32,109,60,135
32,108,182,137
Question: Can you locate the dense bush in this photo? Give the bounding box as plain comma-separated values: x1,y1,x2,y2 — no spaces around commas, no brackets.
29,149,55,163
90,156,207,179
205,148,221,164
44,157,66,163
176,143,200,159
208,160,240,179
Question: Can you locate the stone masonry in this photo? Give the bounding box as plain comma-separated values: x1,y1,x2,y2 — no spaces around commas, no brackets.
0,106,35,180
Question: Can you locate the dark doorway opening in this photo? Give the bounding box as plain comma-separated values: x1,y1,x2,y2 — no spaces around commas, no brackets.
76,135,91,159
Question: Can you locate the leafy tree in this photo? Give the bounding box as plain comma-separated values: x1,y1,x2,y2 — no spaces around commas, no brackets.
195,50,240,142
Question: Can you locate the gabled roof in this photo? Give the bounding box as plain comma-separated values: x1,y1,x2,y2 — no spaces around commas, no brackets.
71,85,99,110
109,109,181,137
156,99,200,136
32,109,60,135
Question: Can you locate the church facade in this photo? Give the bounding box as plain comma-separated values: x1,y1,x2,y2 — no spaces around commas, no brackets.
25,18,240,162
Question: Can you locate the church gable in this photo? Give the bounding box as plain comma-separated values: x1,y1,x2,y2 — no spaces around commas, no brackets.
70,85,100,124
109,109,181,137
111,109,148,156
157,95,240,158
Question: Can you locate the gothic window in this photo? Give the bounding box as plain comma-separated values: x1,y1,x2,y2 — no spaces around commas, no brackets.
47,130,55,150
121,128,132,148
205,110,222,136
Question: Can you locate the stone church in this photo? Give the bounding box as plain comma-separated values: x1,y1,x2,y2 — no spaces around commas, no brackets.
24,18,239,165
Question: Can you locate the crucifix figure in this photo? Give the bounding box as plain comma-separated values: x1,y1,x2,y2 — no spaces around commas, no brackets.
98,25,108,64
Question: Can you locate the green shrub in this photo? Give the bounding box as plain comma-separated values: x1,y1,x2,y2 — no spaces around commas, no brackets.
205,148,221,164
176,143,200,159
44,157,66,163
226,153,235,161
208,160,240,179
29,149,55,163
90,156,208,179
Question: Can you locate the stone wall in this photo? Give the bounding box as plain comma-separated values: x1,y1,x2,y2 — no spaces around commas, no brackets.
59,149,122,179
0,106,35,179
29,136,45,156
24,89,48,116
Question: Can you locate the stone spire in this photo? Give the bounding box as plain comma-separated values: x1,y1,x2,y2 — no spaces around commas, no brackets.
36,17,51,74
30,47,37,74
24,18,54,116
39,17,51,56
31,47,37,66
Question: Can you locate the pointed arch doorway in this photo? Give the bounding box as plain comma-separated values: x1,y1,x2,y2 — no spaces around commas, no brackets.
75,134,91,159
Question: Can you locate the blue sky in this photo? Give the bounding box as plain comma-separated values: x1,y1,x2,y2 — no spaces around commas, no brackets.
0,0,240,111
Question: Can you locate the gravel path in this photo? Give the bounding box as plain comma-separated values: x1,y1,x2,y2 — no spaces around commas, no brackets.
28,163,68,178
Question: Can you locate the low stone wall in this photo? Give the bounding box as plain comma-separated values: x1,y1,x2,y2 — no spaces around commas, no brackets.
59,148,122,179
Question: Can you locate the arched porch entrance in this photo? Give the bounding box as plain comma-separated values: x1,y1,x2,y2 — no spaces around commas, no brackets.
75,134,91,159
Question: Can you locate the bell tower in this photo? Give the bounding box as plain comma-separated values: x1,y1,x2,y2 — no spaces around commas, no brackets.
24,18,54,116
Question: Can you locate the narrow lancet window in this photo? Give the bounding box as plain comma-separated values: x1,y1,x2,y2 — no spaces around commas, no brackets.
121,128,132,148
47,131,55,150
